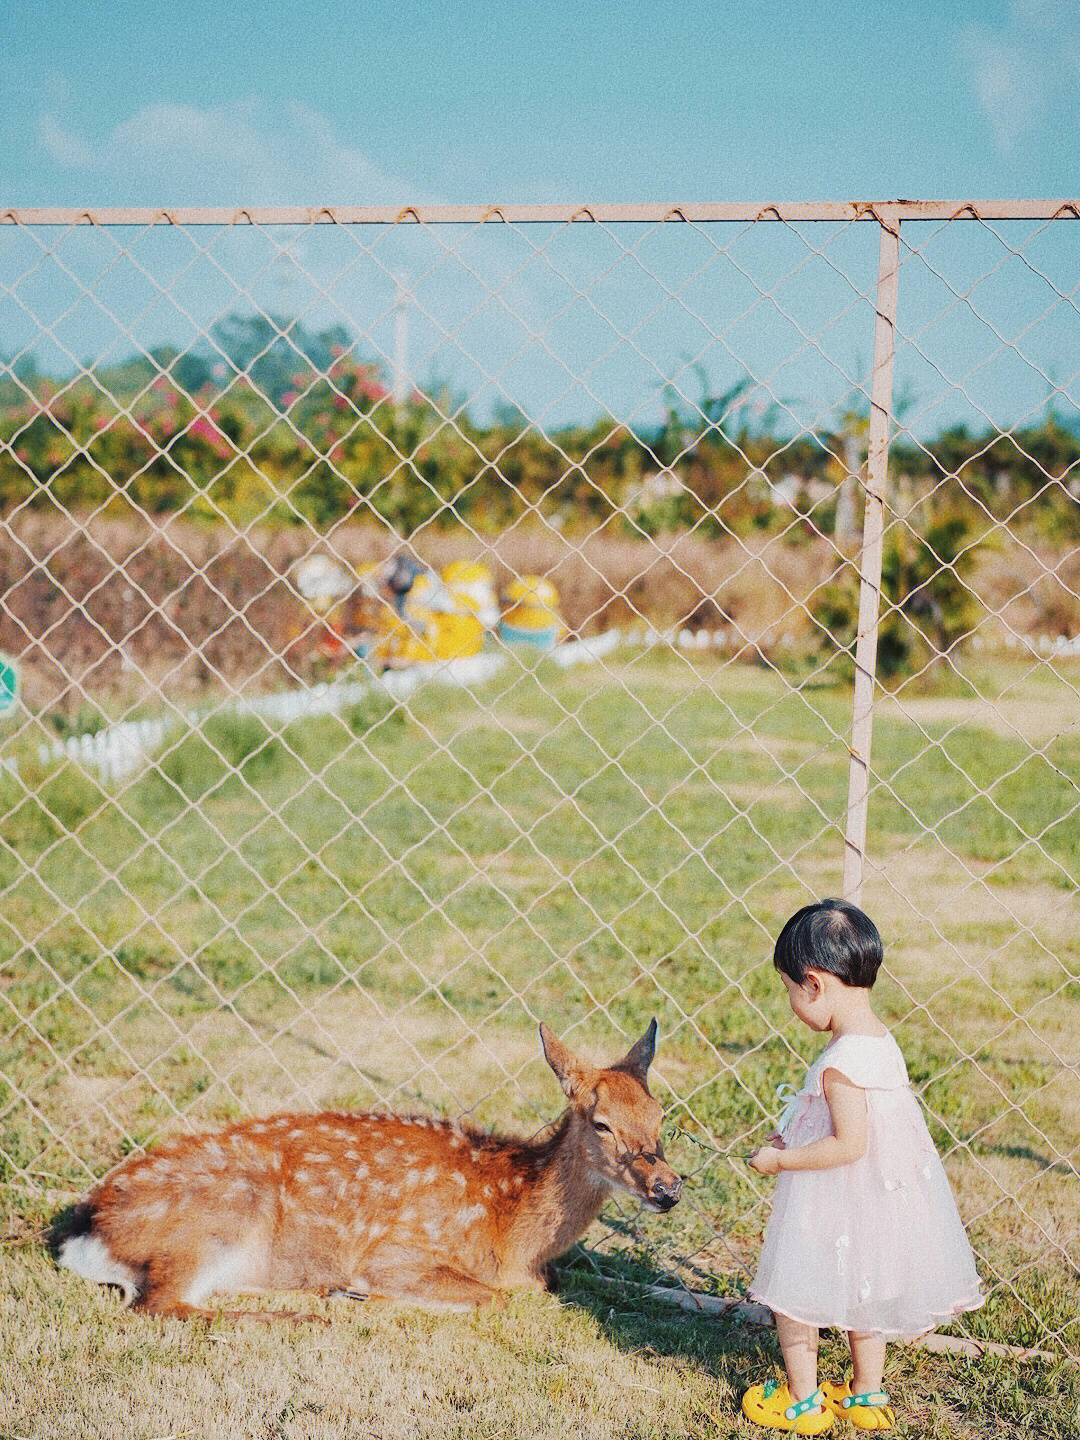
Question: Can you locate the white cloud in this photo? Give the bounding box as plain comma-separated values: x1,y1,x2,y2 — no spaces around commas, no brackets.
38,112,96,170
36,98,423,206
958,3,1080,153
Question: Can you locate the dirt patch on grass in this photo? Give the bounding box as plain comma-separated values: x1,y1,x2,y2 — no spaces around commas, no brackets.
878,692,1080,746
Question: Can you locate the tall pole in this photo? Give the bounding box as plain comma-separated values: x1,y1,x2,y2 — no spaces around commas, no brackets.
842,215,900,905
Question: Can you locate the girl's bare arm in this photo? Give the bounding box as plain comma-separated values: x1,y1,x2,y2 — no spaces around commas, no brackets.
749,1070,867,1174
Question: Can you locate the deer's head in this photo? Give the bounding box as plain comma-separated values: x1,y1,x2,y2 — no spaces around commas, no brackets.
539,1019,682,1212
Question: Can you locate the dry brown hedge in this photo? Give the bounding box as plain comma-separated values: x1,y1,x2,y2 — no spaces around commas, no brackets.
1,511,1075,713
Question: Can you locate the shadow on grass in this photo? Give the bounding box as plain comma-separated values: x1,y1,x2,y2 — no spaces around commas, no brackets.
554,1245,778,1390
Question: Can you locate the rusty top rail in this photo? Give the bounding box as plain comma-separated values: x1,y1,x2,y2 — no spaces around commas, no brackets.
3,200,1080,227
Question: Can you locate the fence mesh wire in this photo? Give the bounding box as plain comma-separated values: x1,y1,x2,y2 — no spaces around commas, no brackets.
0,204,1077,1356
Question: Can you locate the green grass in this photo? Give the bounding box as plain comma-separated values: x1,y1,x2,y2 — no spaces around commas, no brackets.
3,1226,1078,1440
1,648,1078,1436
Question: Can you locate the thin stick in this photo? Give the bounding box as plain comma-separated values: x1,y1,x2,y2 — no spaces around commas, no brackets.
842,217,900,905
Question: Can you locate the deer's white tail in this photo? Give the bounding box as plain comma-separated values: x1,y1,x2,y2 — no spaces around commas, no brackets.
59,1232,140,1305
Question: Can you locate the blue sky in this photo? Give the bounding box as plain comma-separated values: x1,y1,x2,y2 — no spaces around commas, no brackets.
3,0,1078,205
2,2,1077,438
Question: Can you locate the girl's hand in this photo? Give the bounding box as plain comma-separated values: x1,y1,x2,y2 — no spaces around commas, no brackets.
766,1131,786,1149
749,1145,784,1175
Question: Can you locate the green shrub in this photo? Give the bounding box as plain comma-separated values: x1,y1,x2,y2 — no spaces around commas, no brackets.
811,502,983,681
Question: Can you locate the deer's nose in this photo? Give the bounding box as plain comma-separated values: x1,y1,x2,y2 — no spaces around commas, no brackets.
649,1174,682,1211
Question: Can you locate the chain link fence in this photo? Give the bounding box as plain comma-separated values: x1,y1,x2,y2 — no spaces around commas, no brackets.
1,202,1077,1357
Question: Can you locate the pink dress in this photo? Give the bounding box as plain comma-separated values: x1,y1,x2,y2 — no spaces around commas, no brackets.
750,1032,984,1337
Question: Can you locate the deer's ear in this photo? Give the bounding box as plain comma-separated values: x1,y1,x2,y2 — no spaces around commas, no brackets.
539,1023,582,1100
619,1018,658,1079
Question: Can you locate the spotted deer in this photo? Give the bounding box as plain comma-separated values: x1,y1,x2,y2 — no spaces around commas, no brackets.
59,1020,681,1319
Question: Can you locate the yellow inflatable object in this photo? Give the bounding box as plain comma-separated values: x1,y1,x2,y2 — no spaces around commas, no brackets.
442,560,499,629
372,572,485,665
500,575,566,646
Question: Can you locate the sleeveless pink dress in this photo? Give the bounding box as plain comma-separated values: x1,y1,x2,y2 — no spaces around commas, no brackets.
750,1032,984,1337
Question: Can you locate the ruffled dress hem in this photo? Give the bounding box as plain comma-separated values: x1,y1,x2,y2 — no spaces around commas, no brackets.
748,1287,985,1340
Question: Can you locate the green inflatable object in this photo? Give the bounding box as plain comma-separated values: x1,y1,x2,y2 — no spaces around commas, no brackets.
0,655,19,717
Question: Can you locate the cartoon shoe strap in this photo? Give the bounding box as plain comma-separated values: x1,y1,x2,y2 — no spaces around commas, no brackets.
842,1390,890,1409
785,1387,826,1420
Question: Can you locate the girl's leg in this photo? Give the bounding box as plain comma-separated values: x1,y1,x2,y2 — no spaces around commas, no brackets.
846,1331,887,1394
774,1311,820,1402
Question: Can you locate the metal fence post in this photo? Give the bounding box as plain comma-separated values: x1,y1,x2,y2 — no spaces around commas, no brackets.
841,212,900,905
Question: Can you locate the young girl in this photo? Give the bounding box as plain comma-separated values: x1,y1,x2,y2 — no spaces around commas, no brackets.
741,899,983,1434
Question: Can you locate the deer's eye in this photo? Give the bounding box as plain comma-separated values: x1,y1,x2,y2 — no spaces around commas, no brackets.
592,1118,612,1135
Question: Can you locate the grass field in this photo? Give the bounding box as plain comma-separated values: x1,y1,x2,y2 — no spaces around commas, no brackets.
1,646,1078,1438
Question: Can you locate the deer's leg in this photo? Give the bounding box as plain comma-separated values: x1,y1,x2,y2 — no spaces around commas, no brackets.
129,1253,200,1317
137,1296,328,1325
357,1257,503,1312
132,1254,327,1325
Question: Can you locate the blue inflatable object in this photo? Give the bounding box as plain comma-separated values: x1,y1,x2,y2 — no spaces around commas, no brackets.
499,622,560,648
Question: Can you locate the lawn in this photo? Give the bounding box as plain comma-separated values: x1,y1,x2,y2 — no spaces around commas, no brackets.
1,646,1077,1438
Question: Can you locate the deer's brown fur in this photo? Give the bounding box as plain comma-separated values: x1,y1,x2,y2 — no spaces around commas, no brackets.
58,1020,681,1319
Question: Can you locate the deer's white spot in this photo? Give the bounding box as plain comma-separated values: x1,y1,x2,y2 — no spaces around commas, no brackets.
422,1217,442,1242
482,1184,493,1199
454,1203,486,1228
292,1168,310,1185
373,1149,391,1166
400,1207,417,1223
498,1178,509,1194
354,1163,370,1181
368,1221,386,1241
135,1198,170,1221
451,1171,466,1191
305,1151,332,1164
448,1133,463,1149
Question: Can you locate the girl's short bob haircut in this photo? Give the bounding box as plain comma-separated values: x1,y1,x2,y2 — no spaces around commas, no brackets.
774,898,883,989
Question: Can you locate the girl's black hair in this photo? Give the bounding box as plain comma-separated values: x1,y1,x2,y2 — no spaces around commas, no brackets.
774,899,883,989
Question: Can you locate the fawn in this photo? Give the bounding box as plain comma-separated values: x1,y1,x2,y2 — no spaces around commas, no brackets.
59,1019,681,1319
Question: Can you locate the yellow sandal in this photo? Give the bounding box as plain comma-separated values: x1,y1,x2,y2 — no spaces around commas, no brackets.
741,1379,835,1433
820,1380,895,1431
